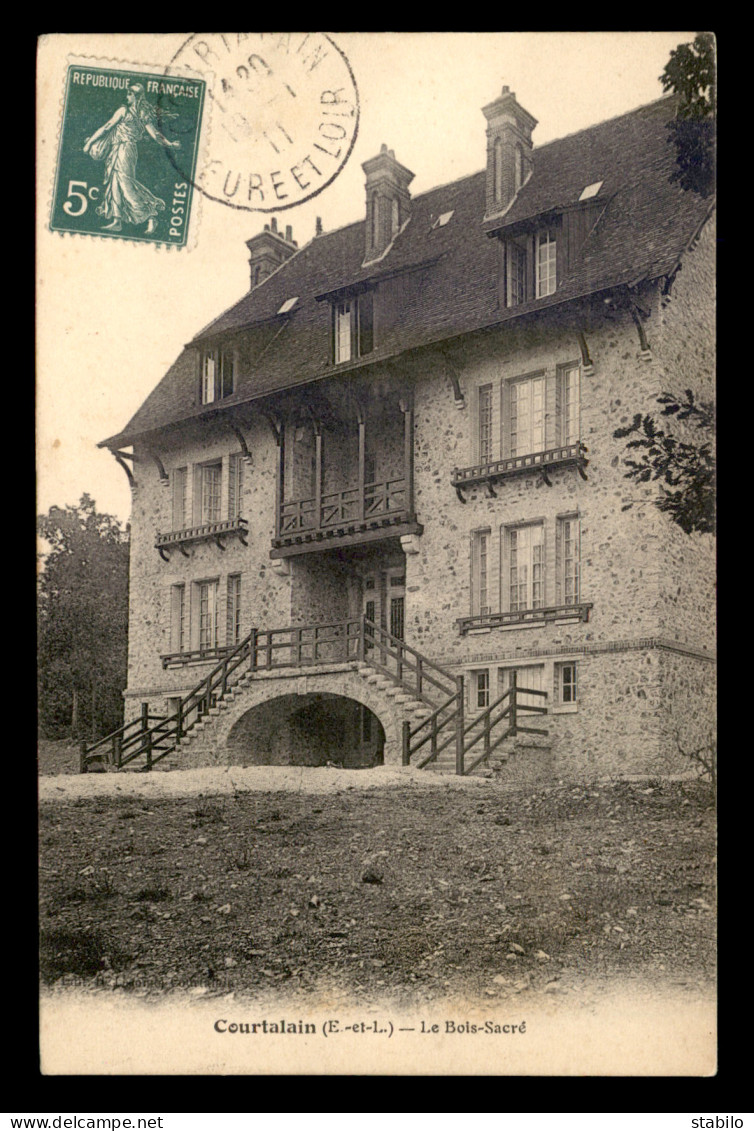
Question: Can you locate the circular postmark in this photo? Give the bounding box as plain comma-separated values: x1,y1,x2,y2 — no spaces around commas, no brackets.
166,32,359,212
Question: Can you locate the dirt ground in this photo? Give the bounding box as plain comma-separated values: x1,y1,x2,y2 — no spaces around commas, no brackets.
38,761,716,1008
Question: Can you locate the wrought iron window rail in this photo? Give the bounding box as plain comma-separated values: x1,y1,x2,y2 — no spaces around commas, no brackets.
155,517,248,559
457,602,593,634
452,442,588,500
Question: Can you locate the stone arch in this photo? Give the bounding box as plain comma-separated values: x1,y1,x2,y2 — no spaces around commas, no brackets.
202,667,404,765
225,693,386,768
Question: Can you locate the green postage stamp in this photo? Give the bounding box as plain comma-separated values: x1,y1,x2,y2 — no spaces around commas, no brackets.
50,62,206,246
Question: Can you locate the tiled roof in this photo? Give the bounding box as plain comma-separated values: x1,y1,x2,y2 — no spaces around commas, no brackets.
104,94,713,448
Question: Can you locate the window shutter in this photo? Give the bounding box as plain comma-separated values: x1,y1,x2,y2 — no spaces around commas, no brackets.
545,369,558,450
228,454,243,520
221,350,235,398
358,291,374,355
330,303,336,364
192,465,202,525
170,585,184,653
172,467,187,530
500,525,510,611
501,380,511,459
555,518,563,605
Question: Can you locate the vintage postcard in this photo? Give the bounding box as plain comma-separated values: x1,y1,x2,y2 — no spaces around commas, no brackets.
36,32,716,1077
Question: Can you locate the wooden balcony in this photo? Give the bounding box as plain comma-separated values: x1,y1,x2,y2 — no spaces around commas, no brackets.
271,476,422,557
457,602,593,634
155,517,248,560
452,442,588,499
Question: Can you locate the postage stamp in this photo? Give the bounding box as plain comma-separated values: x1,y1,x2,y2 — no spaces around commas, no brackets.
166,32,359,212
49,61,207,246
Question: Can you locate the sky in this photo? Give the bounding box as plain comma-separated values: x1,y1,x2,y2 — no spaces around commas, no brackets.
36,31,695,524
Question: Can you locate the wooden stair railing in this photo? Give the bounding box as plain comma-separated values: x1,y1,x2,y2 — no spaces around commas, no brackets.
79,618,548,775
402,671,549,775
80,629,256,773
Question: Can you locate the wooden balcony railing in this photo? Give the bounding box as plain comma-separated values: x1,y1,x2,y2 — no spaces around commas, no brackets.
155,517,248,559
457,602,593,634
452,442,588,499
273,476,420,554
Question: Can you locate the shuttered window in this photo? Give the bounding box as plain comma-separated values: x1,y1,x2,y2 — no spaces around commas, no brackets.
200,463,222,524
335,301,353,363
536,228,557,297
201,349,235,403
197,580,219,651
478,384,494,463
171,467,187,530
226,574,242,646
472,529,491,616
508,523,544,611
170,584,186,653
510,375,545,456
561,364,581,445
500,665,545,712
228,453,243,520
333,294,375,362
560,515,581,605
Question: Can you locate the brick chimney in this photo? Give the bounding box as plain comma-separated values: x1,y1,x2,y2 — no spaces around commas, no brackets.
362,144,414,261
246,218,298,289
483,85,537,221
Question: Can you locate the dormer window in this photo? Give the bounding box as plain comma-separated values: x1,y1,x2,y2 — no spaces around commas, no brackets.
201,348,235,404
536,228,557,298
332,292,374,364
501,222,559,307
506,239,526,307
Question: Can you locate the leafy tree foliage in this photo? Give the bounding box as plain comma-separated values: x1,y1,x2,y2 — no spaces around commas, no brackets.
661,32,716,198
37,494,129,740
613,390,715,535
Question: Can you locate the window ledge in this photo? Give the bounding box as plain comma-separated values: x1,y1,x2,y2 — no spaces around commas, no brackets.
457,603,592,635
452,442,588,497
161,646,236,670
553,703,578,714
155,517,248,559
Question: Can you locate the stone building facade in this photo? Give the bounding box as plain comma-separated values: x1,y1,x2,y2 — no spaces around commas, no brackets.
101,86,716,776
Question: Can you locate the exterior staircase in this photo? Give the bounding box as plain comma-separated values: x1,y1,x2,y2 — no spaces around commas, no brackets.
79,616,548,775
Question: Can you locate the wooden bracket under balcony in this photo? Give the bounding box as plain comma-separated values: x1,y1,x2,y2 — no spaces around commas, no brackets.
155,517,249,559
452,442,589,499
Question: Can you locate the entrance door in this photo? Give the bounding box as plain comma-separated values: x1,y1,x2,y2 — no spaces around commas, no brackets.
362,568,405,671
386,568,406,642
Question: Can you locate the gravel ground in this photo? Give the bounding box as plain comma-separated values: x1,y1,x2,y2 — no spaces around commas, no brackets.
38,763,491,801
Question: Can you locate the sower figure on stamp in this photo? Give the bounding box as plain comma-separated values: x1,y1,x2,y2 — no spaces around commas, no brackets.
83,83,180,234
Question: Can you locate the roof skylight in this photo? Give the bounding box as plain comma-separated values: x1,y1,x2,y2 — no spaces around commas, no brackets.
579,181,603,201
277,297,299,314
431,211,454,229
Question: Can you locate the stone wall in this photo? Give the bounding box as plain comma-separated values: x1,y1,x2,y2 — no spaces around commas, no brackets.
653,212,716,653
125,414,291,705
407,303,671,668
